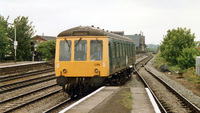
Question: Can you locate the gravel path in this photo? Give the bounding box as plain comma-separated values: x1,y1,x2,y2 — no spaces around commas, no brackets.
147,57,200,108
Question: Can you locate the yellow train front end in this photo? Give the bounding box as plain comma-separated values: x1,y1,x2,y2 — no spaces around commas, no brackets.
55,36,109,78
55,35,109,96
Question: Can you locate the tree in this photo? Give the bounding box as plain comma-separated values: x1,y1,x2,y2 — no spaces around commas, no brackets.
7,16,36,61
0,15,9,62
36,40,56,60
177,47,200,69
160,27,196,64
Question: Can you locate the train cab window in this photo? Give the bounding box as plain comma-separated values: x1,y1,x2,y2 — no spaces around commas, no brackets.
74,40,87,61
90,40,102,61
59,40,71,61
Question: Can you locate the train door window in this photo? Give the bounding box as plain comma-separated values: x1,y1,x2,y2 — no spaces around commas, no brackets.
90,40,103,61
59,40,71,61
74,40,87,61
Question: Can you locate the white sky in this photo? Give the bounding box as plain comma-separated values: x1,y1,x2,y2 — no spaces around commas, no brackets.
1,0,200,44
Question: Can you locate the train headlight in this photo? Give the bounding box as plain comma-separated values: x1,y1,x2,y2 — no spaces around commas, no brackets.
95,68,99,73
63,69,67,73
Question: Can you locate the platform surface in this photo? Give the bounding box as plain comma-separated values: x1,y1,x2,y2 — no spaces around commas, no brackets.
0,61,46,68
66,87,120,113
131,88,155,113
60,87,156,113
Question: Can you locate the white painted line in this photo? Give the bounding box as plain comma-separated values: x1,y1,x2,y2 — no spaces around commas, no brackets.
59,86,105,113
145,88,161,113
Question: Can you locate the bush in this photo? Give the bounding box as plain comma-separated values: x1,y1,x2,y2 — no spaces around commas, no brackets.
177,47,200,69
36,40,56,60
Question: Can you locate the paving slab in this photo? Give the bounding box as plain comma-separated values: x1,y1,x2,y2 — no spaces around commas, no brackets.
131,87,155,113
64,87,120,113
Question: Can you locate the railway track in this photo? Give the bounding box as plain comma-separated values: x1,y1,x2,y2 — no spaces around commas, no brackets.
0,73,55,94
0,68,54,82
134,55,200,113
43,98,71,113
43,86,105,113
0,85,61,113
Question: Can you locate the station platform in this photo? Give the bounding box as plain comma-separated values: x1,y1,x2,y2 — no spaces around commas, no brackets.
131,88,157,113
0,61,50,76
59,87,158,113
0,61,46,68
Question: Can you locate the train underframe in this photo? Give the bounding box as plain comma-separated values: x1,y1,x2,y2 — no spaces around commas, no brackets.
56,66,133,97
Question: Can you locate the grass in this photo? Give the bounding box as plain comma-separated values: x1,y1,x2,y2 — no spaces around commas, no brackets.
116,91,133,110
154,54,181,74
154,53,200,84
122,91,133,110
183,67,200,84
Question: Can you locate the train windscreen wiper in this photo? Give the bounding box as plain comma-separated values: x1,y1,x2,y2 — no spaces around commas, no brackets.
75,38,82,47
64,38,71,52
96,38,103,46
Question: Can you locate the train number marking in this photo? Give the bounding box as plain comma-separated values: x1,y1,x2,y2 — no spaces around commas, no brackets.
94,63,100,66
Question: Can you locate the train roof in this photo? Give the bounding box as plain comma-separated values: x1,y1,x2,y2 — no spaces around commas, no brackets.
57,26,134,42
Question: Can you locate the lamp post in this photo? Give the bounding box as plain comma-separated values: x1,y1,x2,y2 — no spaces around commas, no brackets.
9,22,22,63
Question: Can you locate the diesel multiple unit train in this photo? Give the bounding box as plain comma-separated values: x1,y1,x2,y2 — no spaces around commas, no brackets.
55,26,136,97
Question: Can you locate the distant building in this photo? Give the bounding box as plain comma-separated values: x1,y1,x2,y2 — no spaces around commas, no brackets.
125,34,146,51
33,35,56,47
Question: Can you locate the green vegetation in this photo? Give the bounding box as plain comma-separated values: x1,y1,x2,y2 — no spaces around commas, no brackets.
146,44,160,53
0,15,35,61
156,27,200,83
184,67,200,83
160,27,196,65
155,54,200,83
0,15,9,62
160,27,199,69
116,91,133,110
154,54,181,72
36,40,56,60
177,47,200,69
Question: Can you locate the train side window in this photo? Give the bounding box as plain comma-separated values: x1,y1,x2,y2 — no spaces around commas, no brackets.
90,40,103,61
74,40,87,61
120,43,122,57
59,40,71,61
122,43,124,57
131,44,132,56
119,43,121,57
114,42,116,58
129,44,131,56
117,43,119,57
127,44,129,56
